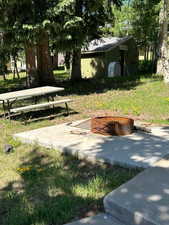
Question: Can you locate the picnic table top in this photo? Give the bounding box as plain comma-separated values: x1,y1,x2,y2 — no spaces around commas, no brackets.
0,86,64,101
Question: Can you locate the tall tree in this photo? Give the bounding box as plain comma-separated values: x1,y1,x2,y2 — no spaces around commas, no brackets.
0,36,9,80
37,30,55,85
0,0,122,84
156,0,169,82
0,0,56,86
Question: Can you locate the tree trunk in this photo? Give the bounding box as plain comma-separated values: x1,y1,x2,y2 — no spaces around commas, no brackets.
25,44,38,87
65,52,71,71
51,53,58,70
2,73,6,81
70,0,83,82
144,47,147,61
71,49,82,81
156,0,169,83
152,45,156,72
13,56,20,79
37,31,55,85
147,46,150,61
13,67,15,79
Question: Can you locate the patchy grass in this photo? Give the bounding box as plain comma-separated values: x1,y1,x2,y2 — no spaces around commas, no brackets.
55,73,169,125
0,143,140,225
1,72,169,128
0,71,169,224
0,72,27,94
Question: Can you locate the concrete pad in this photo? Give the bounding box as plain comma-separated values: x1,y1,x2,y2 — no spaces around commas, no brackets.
64,213,126,225
104,167,169,225
14,121,169,168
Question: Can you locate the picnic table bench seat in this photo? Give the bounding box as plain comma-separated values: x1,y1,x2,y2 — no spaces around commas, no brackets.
10,99,72,114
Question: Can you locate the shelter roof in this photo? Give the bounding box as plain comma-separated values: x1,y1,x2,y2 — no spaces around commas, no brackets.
82,36,131,54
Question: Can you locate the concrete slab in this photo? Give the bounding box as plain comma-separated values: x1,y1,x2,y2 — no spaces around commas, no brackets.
14,121,169,168
104,167,169,225
64,213,126,225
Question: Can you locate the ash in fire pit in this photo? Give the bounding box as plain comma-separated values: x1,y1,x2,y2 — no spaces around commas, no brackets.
91,116,134,136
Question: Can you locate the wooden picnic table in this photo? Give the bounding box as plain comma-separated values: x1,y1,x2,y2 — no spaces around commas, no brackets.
0,86,64,102
0,86,66,118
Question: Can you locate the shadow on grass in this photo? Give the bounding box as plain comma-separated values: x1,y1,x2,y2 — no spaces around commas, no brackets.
10,107,78,124
0,72,163,97
0,148,140,225
57,74,163,96
0,77,27,94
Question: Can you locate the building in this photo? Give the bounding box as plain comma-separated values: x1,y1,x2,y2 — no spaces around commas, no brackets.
81,37,138,78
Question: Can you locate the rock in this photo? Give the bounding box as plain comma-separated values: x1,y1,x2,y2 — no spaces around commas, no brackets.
4,144,14,154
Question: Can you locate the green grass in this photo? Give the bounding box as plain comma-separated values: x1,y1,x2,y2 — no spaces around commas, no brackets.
0,72,27,94
54,73,169,125
54,69,70,81
0,142,140,225
0,70,169,224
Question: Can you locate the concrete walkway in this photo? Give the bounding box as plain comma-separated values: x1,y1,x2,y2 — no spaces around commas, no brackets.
14,121,169,168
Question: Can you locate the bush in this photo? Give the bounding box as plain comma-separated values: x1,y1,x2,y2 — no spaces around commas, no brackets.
139,60,156,74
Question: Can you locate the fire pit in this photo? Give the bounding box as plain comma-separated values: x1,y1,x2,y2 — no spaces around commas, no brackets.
91,116,134,136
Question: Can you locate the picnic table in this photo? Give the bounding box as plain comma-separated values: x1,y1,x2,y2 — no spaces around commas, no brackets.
0,86,72,118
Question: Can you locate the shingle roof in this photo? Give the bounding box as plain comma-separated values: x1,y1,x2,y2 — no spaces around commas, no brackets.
82,36,131,53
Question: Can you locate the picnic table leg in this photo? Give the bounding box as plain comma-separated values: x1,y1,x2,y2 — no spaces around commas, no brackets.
6,100,12,120
46,95,51,102
34,96,38,104
2,101,7,118
46,95,50,102
3,99,17,119
51,95,55,111
1,100,11,119
46,94,55,112
65,102,69,115
2,100,10,118
46,94,55,102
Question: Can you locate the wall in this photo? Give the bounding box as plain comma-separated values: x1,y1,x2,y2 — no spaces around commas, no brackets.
81,38,139,79
81,58,98,78
81,47,122,78
81,52,106,78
